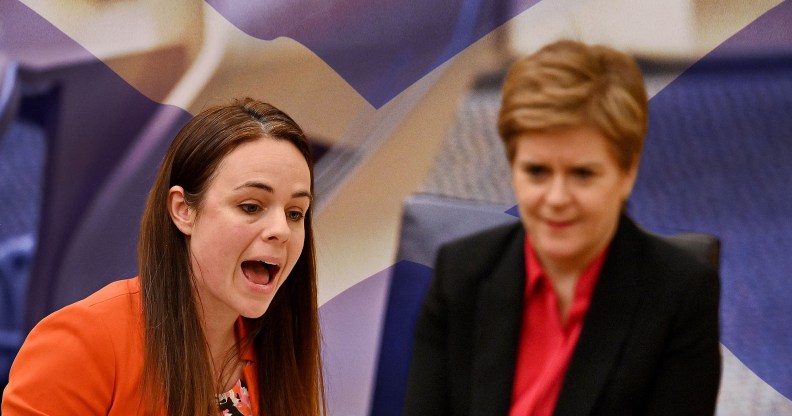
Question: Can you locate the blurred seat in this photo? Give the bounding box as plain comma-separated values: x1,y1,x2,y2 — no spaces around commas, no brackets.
0,236,34,390
0,53,20,143
651,230,720,270
0,52,24,390
369,193,720,416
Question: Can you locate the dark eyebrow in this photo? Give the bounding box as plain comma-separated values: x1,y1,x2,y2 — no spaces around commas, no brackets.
234,181,312,201
235,181,274,192
517,161,547,170
292,190,313,202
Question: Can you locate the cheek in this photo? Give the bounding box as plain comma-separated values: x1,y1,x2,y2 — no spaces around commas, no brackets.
584,189,624,224
194,223,248,260
513,183,540,209
285,226,306,264
292,229,306,257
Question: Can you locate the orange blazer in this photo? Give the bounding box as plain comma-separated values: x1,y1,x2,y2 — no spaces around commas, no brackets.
2,277,261,415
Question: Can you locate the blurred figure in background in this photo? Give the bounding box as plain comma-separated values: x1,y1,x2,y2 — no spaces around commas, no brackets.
404,40,720,415
3,98,325,415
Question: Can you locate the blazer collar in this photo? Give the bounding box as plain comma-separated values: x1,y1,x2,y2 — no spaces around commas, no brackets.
469,224,526,415
237,318,260,416
553,214,647,416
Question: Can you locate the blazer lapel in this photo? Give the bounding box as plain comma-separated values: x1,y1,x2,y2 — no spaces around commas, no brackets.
469,225,526,415
237,319,260,416
553,216,647,416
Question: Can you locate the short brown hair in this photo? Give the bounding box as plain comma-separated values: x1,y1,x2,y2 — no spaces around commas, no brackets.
497,40,648,170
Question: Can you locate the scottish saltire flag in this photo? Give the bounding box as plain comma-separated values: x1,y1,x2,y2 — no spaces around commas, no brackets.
0,1,790,415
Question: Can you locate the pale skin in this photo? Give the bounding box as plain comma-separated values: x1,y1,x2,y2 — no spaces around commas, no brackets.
510,125,638,323
168,137,312,390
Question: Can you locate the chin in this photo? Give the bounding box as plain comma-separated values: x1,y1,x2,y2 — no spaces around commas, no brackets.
239,304,273,319
539,243,584,262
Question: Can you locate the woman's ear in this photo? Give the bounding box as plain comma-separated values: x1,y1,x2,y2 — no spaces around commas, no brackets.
168,186,194,236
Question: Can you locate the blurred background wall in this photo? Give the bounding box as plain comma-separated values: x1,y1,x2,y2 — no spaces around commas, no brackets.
0,1,790,414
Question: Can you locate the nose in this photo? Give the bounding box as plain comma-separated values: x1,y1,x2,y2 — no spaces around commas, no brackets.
261,210,290,243
546,176,571,206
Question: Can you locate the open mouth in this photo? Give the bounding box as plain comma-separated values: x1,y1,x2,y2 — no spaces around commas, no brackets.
241,260,280,286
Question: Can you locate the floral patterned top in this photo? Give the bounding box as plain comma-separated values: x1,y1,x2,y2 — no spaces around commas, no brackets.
217,379,253,416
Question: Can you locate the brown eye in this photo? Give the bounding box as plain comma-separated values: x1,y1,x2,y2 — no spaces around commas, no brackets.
524,164,550,179
572,168,594,179
240,203,261,214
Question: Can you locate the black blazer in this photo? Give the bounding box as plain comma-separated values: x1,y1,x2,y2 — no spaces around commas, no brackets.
404,215,721,416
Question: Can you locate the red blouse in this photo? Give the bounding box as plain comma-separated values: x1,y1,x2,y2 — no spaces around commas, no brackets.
509,237,607,416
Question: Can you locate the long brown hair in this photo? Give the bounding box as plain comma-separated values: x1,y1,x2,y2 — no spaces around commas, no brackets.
138,98,324,415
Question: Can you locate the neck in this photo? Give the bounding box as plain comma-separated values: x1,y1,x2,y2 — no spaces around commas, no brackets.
546,269,578,324
538,253,596,324
204,319,236,357
540,254,589,282
198,305,240,389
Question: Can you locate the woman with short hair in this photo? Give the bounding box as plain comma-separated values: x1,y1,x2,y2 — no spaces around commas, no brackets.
404,40,721,416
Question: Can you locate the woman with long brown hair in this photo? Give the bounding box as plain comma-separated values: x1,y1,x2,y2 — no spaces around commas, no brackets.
3,98,325,415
